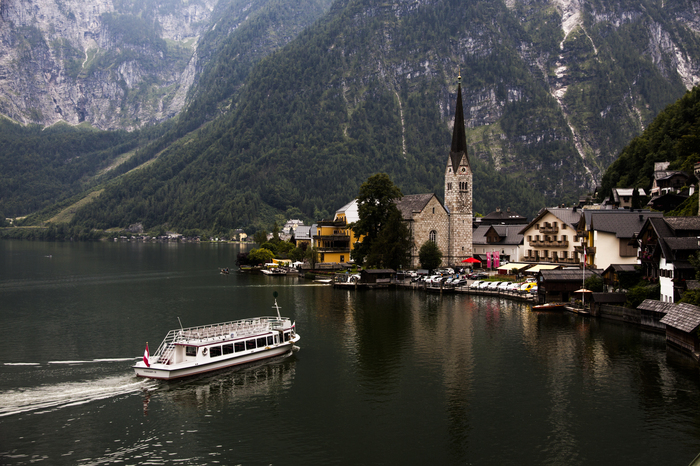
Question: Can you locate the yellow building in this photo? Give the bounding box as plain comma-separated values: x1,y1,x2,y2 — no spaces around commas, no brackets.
313,200,361,264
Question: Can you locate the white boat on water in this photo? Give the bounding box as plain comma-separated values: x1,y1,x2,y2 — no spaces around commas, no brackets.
261,268,287,276
133,299,300,380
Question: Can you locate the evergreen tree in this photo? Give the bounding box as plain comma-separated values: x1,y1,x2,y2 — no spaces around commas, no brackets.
366,208,411,270
419,240,442,271
631,187,641,210
351,173,404,266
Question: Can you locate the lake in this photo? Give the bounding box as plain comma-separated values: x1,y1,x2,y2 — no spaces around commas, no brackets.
1,240,700,465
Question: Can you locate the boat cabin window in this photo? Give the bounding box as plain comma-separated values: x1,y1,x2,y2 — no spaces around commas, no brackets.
267,336,273,346
246,339,256,350
234,341,245,352
222,343,233,355
284,332,290,342
274,335,279,344
257,337,267,347
210,346,222,358
186,346,197,357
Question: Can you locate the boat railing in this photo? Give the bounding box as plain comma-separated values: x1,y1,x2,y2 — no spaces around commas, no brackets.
154,317,289,358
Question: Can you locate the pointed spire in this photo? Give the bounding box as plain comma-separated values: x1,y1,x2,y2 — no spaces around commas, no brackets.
450,71,469,172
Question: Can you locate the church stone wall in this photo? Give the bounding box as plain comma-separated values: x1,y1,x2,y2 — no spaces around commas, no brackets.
408,197,450,268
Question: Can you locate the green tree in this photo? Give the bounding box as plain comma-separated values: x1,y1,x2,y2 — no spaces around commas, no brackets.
584,274,604,292
366,208,411,270
253,230,268,245
306,246,319,269
631,187,641,210
351,173,404,266
248,247,275,264
419,240,442,271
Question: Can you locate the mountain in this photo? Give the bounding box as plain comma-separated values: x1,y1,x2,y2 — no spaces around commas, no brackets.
0,0,333,130
3,0,700,234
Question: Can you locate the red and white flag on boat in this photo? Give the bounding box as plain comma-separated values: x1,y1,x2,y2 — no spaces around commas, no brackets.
143,343,150,367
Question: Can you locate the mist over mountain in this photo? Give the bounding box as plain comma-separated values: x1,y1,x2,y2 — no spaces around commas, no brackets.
2,0,700,233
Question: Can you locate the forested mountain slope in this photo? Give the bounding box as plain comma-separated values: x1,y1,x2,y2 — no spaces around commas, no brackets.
0,0,333,218
600,85,700,195
5,0,700,234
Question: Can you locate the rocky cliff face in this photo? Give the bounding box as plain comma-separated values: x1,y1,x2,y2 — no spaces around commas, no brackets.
0,0,216,130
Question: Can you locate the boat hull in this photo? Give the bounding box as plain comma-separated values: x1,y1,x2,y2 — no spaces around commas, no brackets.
133,337,299,380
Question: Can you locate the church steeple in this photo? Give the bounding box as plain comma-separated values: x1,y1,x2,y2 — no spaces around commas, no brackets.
449,72,469,173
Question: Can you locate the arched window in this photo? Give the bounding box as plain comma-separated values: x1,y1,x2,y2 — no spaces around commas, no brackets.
429,230,437,243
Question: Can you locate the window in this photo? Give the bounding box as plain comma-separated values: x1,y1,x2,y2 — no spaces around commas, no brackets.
562,224,567,229
267,336,274,345
234,341,245,352
432,207,435,214
562,235,567,242
563,251,568,259
246,339,256,350
186,346,197,357
257,337,267,347
459,181,468,191
223,344,233,355
284,332,291,342
340,255,345,262
535,224,539,230
528,235,532,241
447,182,452,190
429,231,437,243
209,346,222,357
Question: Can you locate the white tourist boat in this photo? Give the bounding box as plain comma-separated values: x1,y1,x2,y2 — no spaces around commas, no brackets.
133,298,300,380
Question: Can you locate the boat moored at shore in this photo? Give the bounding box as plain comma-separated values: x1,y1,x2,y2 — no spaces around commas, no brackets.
133,298,299,380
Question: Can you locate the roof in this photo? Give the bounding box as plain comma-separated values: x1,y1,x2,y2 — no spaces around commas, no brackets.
613,188,646,197
294,225,312,240
335,199,359,223
481,208,527,224
584,210,663,238
539,269,599,281
637,299,674,314
449,77,469,172
394,194,438,220
660,303,700,333
654,170,689,181
527,264,562,273
664,216,700,234
519,207,581,235
472,224,526,246
497,263,531,271
603,264,639,274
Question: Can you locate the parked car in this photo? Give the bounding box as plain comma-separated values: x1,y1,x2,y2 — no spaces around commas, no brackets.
478,281,492,289
506,282,521,292
454,278,467,287
470,280,483,289
487,281,501,290
520,282,537,293
497,282,510,291
469,272,488,280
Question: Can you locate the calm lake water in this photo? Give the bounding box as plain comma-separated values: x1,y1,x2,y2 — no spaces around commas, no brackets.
1,240,700,465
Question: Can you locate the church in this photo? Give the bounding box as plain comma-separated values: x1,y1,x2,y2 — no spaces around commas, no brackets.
395,74,473,268
319,75,474,268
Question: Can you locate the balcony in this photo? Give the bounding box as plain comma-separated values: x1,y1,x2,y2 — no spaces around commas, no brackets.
529,239,570,248
538,225,559,234
522,255,579,264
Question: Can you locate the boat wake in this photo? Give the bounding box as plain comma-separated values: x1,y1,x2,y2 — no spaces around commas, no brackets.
0,374,157,418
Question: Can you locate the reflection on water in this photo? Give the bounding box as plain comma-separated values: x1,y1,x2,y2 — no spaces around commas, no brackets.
154,352,297,413
2,241,700,465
